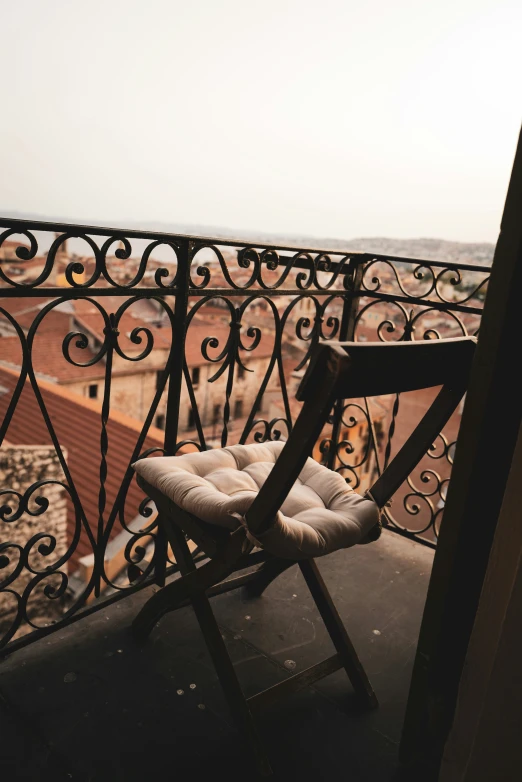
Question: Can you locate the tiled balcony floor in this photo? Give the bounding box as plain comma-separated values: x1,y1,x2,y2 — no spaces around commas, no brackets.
0,531,433,782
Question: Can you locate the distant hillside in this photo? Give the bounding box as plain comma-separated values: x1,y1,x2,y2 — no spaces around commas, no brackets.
115,220,495,266
339,237,494,267
1,210,494,267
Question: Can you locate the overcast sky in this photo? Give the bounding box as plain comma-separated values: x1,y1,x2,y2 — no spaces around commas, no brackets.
1,0,520,243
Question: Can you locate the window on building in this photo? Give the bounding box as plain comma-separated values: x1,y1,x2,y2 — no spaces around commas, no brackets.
156,370,164,392
187,408,195,429
237,363,245,380
234,399,244,419
156,414,165,430
88,384,98,399
191,366,200,387
213,404,221,424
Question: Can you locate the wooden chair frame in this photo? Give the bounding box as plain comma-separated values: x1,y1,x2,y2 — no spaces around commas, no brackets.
131,336,477,775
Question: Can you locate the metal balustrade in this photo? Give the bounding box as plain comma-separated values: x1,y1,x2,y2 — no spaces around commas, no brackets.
0,218,490,652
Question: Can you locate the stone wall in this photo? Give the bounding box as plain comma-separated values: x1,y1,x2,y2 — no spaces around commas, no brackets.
0,444,68,641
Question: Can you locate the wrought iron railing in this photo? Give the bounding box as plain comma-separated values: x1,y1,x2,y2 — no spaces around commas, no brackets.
0,218,490,653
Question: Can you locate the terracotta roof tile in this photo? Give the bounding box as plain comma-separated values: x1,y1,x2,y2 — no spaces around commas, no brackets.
0,332,105,381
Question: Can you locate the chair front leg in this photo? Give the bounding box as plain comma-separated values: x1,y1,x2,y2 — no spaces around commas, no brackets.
190,590,273,776
299,559,378,709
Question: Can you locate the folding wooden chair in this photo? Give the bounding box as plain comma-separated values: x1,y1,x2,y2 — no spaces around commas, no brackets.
131,336,476,775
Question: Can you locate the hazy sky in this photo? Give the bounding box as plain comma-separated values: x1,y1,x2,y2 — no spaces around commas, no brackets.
1,0,521,243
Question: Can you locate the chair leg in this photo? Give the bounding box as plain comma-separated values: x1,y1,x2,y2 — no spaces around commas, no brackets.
190,591,273,776
135,526,273,776
243,558,297,598
299,559,378,709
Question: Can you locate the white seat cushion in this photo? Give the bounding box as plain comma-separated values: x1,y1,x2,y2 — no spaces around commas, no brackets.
132,441,380,560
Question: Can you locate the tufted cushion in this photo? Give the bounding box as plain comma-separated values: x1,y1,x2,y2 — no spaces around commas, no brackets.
132,441,380,560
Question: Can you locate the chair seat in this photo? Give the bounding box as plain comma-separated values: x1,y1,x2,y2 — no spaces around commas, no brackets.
132,441,380,559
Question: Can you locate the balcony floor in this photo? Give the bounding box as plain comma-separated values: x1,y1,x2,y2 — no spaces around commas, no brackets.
0,531,433,782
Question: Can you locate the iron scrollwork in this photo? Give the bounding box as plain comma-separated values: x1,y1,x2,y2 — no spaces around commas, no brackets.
0,217,489,652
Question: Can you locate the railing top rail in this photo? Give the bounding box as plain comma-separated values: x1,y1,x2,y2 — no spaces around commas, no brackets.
0,216,491,275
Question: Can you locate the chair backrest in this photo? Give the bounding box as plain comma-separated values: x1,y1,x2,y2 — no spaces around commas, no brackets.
245,337,477,535
297,337,476,401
